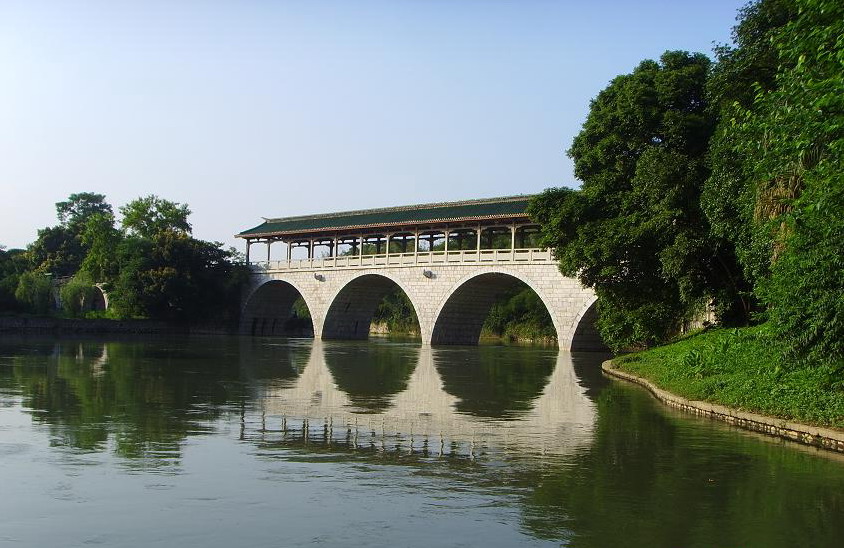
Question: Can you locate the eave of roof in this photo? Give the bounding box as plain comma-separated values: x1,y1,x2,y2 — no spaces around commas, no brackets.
236,195,535,239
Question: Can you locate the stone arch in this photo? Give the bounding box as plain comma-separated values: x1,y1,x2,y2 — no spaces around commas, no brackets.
322,273,422,340
430,269,561,346
241,280,315,337
564,297,608,352
88,285,107,312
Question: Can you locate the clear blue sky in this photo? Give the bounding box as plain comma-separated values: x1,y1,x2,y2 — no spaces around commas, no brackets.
1,0,743,254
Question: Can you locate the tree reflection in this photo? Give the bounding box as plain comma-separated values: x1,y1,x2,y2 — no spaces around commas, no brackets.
0,336,308,463
2,337,841,547
237,337,310,387
432,346,556,418
517,381,844,547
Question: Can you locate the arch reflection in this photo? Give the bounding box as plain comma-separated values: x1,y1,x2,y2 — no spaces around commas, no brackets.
323,342,418,412
258,341,597,456
431,346,556,418
237,337,311,389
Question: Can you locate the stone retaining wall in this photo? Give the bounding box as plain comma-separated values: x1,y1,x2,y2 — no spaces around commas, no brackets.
0,316,174,334
602,360,844,454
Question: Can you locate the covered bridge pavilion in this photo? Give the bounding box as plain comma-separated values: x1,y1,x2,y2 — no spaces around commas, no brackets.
236,195,545,268
235,195,604,350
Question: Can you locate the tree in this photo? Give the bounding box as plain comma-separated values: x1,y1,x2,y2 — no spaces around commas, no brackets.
529,51,727,350
702,0,799,292
108,230,247,323
5,192,247,326
731,0,844,363
28,192,115,277
15,271,53,314
55,192,113,235
483,286,556,342
372,289,419,334
0,247,28,312
120,195,192,239
59,271,100,317
27,225,86,277
80,212,123,282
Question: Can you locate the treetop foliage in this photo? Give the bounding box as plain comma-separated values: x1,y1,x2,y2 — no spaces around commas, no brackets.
56,192,113,234
120,195,192,239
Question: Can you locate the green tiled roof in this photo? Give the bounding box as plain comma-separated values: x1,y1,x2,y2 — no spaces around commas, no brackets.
237,195,534,238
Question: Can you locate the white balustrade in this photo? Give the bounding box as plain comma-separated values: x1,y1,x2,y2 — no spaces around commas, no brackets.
250,248,552,272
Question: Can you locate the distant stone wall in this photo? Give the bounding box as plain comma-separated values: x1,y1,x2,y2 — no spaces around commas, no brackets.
0,316,173,334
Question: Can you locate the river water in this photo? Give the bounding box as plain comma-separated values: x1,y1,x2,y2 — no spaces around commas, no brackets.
0,335,842,547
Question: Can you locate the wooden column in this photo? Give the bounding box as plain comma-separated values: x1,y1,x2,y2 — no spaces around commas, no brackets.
267,240,271,262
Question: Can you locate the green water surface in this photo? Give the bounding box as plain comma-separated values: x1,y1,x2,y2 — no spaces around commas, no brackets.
0,335,841,547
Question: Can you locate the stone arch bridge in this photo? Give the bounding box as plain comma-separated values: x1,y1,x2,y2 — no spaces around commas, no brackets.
237,195,605,350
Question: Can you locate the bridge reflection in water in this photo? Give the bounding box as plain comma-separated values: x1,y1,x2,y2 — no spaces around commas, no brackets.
240,340,598,458
4,336,843,548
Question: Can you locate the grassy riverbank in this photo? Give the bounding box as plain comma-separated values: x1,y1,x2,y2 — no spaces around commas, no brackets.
613,325,844,429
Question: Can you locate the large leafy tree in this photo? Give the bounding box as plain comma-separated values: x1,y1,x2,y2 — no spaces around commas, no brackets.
107,195,245,323
14,271,53,314
55,192,113,235
529,51,731,350
702,0,799,290
28,192,114,277
120,195,192,239
732,0,844,363
27,225,86,277
80,212,123,282
109,230,246,322
0,247,28,312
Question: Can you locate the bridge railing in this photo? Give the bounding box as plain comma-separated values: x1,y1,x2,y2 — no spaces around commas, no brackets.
249,248,553,272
